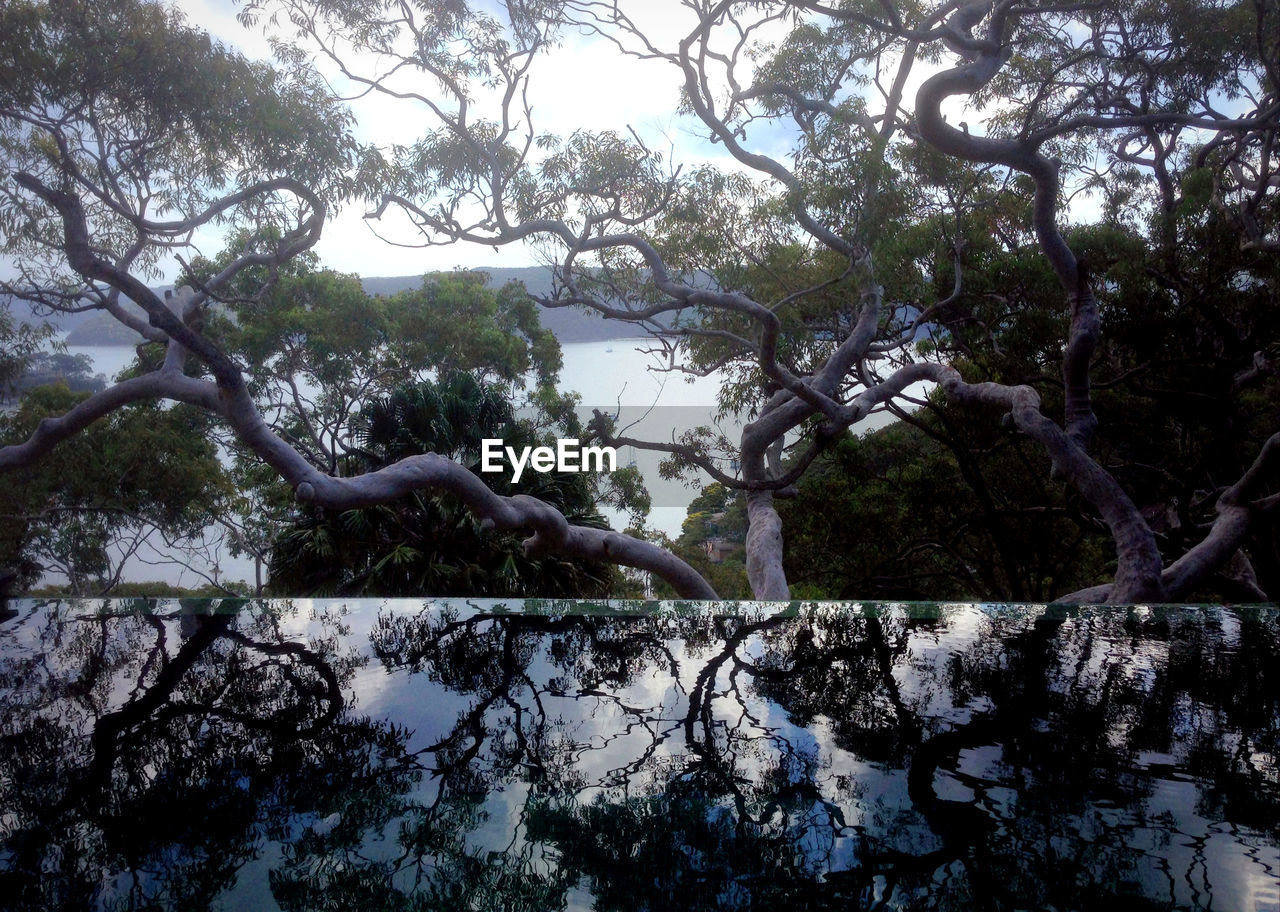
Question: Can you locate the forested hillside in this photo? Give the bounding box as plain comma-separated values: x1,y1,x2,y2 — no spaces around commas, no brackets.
10,266,644,345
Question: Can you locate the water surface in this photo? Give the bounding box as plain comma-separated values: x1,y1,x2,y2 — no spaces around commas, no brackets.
1,600,1277,911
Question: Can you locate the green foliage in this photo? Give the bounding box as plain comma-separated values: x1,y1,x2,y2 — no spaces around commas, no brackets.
211,261,562,405
649,483,750,599
386,273,562,386
0,308,53,398
780,418,1104,601
514,129,676,225
0,384,230,594
0,0,355,284
268,372,621,597
3,0,1278,601
7,351,104,398
0,0,347,179
188,250,575,593
779,185,1280,600
27,579,252,597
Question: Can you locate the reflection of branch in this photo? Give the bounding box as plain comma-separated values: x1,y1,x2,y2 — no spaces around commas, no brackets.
85,612,232,794
223,628,345,732
77,610,346,812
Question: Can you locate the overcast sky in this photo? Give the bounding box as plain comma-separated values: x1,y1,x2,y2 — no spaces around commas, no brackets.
177,0,763,279
2,0,969,286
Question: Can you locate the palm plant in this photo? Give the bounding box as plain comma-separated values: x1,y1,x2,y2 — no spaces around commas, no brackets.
268,373,618,596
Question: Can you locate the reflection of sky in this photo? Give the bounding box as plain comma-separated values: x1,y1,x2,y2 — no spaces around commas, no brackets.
371,602,1276,909
5,600,1280,910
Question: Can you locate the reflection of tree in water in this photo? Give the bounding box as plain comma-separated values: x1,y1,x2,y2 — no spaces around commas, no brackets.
2,602,1278,910
0,600,418,911
367,604,1280,911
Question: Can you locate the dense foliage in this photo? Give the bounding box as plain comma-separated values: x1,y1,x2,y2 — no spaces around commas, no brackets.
269,372,620,596
774,188,1280,600
1,0,1277,600
0,385,228,594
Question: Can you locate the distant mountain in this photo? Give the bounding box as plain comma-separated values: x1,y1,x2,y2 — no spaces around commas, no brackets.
64,309,149,345
361,266,557,299
10,266,653,346
363,268,651,343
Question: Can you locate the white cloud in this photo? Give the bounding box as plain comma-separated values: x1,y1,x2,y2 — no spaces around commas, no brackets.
166,0,725,276
4,1,972,282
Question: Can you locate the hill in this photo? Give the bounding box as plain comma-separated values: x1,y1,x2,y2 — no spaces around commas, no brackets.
362,267,646,343
8,267,650,346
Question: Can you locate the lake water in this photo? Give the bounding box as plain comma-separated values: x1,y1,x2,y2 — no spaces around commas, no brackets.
69,337,730,410
2,600,1277,911
63,340,908,590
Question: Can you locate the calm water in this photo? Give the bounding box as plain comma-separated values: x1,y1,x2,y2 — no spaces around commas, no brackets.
1,600,1277,911
66,337,728,409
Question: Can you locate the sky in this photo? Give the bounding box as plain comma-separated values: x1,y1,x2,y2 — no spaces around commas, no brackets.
172,0,755,279
1,0,975,285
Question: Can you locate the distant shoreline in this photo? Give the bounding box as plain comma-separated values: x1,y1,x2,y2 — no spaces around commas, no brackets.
45,266,666,346
64,333,657,348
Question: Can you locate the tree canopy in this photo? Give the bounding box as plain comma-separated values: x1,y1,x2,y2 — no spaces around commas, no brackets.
269,371,621,597
0,384,229,595
1,0,1278,600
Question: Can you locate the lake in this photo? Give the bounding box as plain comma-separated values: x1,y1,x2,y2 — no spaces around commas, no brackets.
2,600,1277,911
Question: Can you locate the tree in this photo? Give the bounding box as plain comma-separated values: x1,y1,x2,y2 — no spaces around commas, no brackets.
0,0,709,597
2,0,1278,600
198,257,583,594
0,307,53,401
0,383,231,595
775,150,1280,601
234,0,1279,600
201,250,644,596
651,483,752,599
9,351,104,397
269,371,621,596
779,418,1109,601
